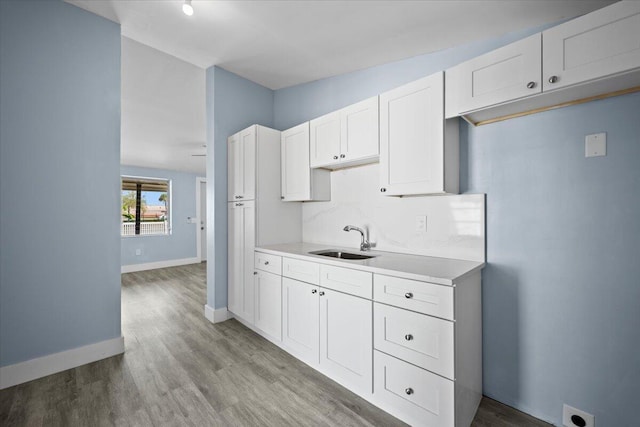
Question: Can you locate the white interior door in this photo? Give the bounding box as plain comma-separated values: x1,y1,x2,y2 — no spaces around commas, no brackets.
199,180,207,261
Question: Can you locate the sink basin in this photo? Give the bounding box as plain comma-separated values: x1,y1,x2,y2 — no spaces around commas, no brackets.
309,250,376,260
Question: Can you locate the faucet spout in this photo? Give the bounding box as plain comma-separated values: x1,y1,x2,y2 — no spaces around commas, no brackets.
343,225,371,251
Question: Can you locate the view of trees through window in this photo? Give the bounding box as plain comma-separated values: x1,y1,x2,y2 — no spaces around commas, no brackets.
121,177,170,236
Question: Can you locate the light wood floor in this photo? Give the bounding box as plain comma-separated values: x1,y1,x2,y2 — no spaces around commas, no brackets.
0,263,550,427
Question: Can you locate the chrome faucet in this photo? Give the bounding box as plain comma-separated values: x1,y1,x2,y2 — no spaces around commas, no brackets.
343,225,371,251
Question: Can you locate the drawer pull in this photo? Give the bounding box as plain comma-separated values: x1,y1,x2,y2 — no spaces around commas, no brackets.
548,75,558,84
405,387,414,395
311,289,317,294
264,261,269,265
253,271,258,275
404,292,413,299
319,291,325,296
404,334,413,341
526,81,536,89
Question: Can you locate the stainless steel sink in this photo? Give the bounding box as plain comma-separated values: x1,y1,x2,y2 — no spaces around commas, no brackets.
309,249,376,260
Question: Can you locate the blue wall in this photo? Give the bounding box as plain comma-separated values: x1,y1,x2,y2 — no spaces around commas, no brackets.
120,166,199,266
462,92,640,427
270,24,640,427
205,67,274,309
0,0,121,366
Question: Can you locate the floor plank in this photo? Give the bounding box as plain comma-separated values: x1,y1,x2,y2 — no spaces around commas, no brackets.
0,263,551,426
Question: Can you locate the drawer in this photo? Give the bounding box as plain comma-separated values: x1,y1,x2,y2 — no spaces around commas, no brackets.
374,274,454,320
374,350,454,427
254,251,282,275
374,303,454,380
282,257,320,285
320,264,372,299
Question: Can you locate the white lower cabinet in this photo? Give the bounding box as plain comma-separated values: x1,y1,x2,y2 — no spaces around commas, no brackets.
374,350,455,427
254,270,282,342
282,277,320,364
319,288,372,395
253,251,482,427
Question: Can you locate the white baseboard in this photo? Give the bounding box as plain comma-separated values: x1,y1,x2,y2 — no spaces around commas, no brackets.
121,257,200,273
0,336,125,390
204,305,233,323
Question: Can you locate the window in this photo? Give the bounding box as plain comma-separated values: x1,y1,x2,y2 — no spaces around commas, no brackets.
121,177,171,236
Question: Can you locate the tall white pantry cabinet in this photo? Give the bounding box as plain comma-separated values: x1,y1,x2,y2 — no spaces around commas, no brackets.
227,125,301,324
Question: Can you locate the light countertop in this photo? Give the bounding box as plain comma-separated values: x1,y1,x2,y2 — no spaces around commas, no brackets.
256,242,484,286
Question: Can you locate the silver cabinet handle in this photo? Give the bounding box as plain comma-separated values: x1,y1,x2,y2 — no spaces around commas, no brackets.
405,334,413,341
281,196,285,199
264,261,269,265
237,195,243,199
311,289,317,294
333,155,339,160
340,154,346,158
526,81,536,89
405,388,414,395
235,203,243,206
319,291,325,296
548,76,558,84
405,292,413,299
380,188,387,193
253,271,258,275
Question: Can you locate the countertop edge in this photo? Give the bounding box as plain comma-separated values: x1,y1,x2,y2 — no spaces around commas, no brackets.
255,245,484,286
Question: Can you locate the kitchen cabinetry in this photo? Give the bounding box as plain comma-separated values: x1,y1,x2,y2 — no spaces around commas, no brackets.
380,71,459,196
282,276,319,364
445,1,640,125
228,201,255,322
250,246,483,427
310,96,379,169
254,269,282,342
542,1,640,92
227,127,256,202
226,125,301,326
445,34,542,117
319,287,372,395
281,122,331,201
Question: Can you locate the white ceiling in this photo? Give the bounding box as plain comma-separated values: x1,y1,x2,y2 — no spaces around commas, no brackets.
121,37,206,175
67,0,615,90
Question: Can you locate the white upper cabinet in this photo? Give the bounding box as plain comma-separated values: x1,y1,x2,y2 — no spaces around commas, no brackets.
227,126,256,202
380,72,459,196
310,96,379,169
281,122,331,202
445,1,640,124
543,1,640,92
446,34,542,116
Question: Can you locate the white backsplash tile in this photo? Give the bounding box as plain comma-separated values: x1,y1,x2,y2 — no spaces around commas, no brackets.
302,164,485,262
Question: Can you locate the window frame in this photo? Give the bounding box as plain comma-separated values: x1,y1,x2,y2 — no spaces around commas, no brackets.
121,175,172,238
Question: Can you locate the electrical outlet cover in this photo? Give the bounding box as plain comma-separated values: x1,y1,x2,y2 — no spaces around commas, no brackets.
585,132,606,158
416,215,427,232
563,404,594,427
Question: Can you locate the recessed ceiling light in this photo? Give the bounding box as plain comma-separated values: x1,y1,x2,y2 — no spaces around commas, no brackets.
182,0,194,16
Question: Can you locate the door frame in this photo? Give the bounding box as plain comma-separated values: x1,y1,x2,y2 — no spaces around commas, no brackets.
195,177,207,262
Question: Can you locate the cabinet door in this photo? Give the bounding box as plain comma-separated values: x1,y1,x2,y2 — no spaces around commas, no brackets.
254,270,282,342
380,72,445,196
319,288,373,395
227,128,256,201
310,111,341,168
227,133,240,202
543,1,640,91
227,201,255,323
281,122,311,201
340,96,379,162
282,277,319,364
451,34,541,113
238,126,256,201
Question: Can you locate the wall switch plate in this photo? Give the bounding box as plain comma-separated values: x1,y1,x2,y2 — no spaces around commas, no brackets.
135,249,142,256
585,132,606,158
563,404,594,427
416,215,427,232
